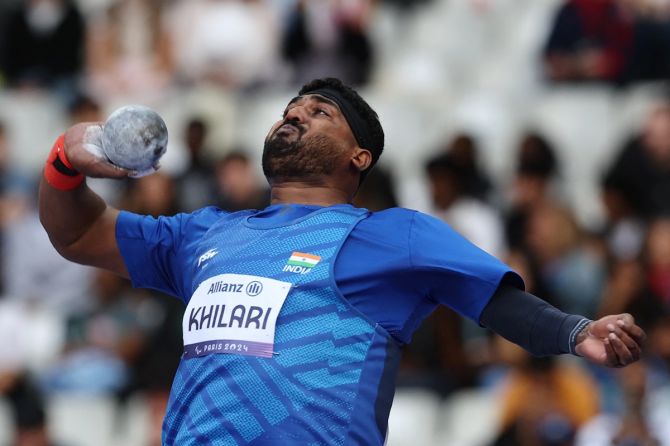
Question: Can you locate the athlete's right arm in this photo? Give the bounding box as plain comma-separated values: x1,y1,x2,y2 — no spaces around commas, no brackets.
38,123,132,277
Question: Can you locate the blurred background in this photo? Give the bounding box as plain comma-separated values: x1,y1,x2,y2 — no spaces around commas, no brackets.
1,0,670,445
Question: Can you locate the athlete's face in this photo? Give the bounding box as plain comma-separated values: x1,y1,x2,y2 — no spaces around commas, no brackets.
262,95,359,183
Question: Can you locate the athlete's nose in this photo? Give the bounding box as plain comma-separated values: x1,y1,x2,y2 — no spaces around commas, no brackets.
284,105,308,124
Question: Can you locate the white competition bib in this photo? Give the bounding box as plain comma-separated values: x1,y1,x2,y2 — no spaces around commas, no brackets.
183,274,292,358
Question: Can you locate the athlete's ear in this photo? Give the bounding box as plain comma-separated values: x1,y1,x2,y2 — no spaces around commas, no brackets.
351,147,372,173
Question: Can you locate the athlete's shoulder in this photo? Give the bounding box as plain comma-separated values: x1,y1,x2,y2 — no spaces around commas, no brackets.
188,205,228,220
366,207,444,229
365,206,418,222
184,206,258,225
362,207,470,251
353,207,419,248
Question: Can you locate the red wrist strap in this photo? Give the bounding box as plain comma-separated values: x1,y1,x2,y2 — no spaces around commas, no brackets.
44,134,84,190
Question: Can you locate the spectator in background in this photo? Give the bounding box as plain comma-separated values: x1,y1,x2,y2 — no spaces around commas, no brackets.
505,132,560,251
525,203,606,318
40,269,180,446
67,93,102,124
608,220,670,389
215,151,269,212
595,197,669,412
123,172,178,217
395,302,476,396
0,298,62,446
1,375,54,446
576,361,670,446
0,122,33,294
645,310,670,389
606,101,670,218
85,0,173,101
282,0,375,86
490,353,599,446
620,0,670,83
164,0,279,88
0,119,61,445
174,118,218,213
443,133,492,201
544,0,670,85
645,217,670,305
0,0,18,84
1,120,93,316
600,169,647,262
0,0,85,98
543,0,633,84
598,217,670,331
598,259,648,320
352,165,398,211
425,148,505,258
42,270,149,396
488,248,599,443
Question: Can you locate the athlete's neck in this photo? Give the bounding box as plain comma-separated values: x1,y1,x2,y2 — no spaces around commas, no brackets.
270,181,351,206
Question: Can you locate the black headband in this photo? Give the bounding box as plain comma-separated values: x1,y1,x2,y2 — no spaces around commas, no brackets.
304,88,373,152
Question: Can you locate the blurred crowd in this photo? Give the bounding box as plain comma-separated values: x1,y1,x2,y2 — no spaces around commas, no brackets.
544,0,670,85
0,0,669,446
0,0,381,102
400,106,670,445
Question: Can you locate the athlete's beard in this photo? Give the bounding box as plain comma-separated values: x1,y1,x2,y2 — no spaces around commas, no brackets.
262,131,345,183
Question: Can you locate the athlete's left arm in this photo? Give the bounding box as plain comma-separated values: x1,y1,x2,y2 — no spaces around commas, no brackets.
408,212,645,367
480,285,646,368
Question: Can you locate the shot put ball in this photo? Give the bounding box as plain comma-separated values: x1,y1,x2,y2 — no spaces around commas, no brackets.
101,105,168,172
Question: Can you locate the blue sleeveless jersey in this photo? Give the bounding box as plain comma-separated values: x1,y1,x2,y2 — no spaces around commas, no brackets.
163,206,398,445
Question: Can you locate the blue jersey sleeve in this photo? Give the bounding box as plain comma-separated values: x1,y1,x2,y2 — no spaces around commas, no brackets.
409,212,524,322
115,207,225,301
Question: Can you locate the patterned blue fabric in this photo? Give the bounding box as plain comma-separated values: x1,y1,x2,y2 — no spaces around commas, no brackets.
118,205,522,343
162,206,393,445
117,203,522,444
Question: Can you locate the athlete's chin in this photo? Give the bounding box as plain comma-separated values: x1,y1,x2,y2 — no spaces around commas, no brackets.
263,140,296,179
265,135,295,154
276,136,303,152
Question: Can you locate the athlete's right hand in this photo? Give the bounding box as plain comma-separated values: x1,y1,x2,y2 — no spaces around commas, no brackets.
62,123,132,179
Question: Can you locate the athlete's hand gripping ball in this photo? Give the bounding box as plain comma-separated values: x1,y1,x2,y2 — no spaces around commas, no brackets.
61,106,168,180
100,105,168,177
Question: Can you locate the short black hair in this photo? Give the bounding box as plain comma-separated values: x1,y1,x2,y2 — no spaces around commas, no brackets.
517,133,558,178
425,152,466,188
299,78,384,182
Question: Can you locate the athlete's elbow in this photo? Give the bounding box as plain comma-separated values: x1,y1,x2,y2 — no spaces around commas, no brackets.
45,232,84,263
39,213,81,259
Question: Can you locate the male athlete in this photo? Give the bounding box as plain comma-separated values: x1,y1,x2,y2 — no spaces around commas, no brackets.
39,78,645,445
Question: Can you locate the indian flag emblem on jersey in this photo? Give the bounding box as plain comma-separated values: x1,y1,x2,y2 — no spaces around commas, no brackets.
286,252,321,268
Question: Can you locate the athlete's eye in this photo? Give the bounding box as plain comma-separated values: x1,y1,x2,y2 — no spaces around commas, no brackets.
315,108,329,116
